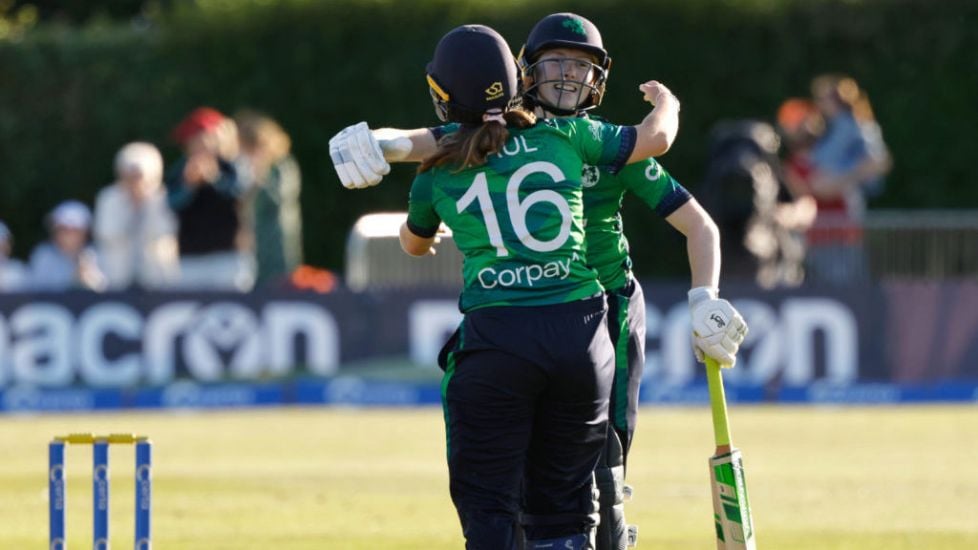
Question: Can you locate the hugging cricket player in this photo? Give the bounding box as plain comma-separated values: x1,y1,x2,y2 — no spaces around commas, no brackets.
330,13,752,549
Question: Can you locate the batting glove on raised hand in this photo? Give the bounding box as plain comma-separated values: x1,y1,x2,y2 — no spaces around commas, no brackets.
329,122,390,189
688,286,749,368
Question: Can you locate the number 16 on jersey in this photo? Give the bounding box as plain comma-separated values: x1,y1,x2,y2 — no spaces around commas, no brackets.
456,162,573,257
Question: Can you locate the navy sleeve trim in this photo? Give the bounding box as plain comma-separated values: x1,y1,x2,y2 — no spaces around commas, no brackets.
406,219,438,239
606,126,637,175
428,126,447,141
655,186,693,218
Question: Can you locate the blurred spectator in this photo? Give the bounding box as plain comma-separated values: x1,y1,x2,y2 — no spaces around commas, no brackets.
804,74,891,284
29,201,107,291
777,98,823,199
165,107,254,291
0,220,28,291
773,102,819,215
215,115,241,164
771,99,822,282
289,265,337,294
699,120,814,288
236,110,303,287
94,142,180,290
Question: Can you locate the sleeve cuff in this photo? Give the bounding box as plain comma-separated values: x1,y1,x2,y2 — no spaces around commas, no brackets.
605,126,637,175
655,187,693,218
428,125,449,141
406,219,438,239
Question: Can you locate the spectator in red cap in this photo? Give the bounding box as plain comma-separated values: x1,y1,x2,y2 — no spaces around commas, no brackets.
165,107,255,291
170,107,225,144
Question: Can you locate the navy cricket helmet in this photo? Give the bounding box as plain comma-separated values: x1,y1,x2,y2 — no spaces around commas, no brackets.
518,13,612,115
426,25,520,124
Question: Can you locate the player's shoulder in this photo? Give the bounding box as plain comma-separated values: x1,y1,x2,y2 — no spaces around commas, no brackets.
584,114,667,179
622,155,664,172
578,113,620,130
542,116,614,142
616,155,670,182
542,116,591,132
538,117,572,132
522,118,577,145
410,168,439,197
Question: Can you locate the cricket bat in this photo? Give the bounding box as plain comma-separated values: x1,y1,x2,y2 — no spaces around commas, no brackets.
705,356,756,549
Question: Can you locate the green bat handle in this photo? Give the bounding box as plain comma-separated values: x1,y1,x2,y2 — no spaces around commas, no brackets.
705,357,732,449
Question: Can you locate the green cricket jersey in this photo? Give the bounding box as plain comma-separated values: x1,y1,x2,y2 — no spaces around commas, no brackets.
408,118,636,312
581,152,692,291
432,117,693,293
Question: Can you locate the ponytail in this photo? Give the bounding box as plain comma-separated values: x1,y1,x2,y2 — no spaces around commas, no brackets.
419,109,537,173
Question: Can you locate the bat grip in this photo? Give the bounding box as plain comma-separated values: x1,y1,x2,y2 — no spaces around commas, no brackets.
705,357,732,448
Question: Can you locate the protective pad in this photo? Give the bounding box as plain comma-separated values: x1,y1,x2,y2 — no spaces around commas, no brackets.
595,429,629,550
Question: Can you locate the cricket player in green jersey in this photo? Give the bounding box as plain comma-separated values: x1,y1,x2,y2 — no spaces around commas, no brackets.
330,17,748,550
348,22,690,550
512,20,741,549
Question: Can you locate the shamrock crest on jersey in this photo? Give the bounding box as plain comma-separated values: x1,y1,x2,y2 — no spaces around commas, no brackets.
582,164,600,188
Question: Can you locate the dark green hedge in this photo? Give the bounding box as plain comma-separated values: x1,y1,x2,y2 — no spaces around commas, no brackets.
1,0,975,278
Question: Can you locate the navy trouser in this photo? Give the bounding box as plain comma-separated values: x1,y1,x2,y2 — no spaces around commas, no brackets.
439,296,615,549
605,277,646,463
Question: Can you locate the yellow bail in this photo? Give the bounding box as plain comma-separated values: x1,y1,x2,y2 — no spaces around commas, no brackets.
54,433,149,444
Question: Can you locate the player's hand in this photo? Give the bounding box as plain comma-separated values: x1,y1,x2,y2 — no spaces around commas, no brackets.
688,287,748,368
329,122,390,189
639,80,679,110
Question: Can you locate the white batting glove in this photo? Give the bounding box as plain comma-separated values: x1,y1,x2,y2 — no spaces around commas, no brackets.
329,122,390,189
688,286,748,368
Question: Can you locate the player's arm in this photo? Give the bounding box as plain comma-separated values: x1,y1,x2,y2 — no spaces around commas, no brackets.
399,223,437,256
665,199,720,289
374,127,438,162
666,199,749,368
400,173,441,256
627,80,681,163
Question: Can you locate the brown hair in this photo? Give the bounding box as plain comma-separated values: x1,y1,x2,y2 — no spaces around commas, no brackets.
236,110,292,163
419,109,537,173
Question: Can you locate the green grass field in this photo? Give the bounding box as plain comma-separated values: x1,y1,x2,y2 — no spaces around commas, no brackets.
2,405,976,549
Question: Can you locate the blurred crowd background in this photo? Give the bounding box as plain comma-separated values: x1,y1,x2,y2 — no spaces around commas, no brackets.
1,106,305,292
0,0,975,293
